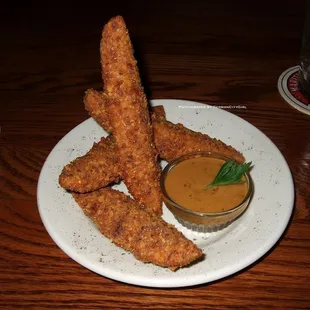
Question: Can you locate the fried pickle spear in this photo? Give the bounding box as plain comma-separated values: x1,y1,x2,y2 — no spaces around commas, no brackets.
59,98,243,193
84,89,245,163
83,88,166,133
100,16,162,215
151,113,245,163
84,88,166,132
59,135,120,193
73,188,203,270
59,92,165,194
84,89,113,134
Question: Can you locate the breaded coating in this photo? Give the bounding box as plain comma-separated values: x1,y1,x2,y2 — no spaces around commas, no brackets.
151,114,245,163
151,104,166,119
84,88,166,131
84,89,113,134
59,136,120,193
59,108,243,193
73,188,203,270
84,89,245,163
100,16,162,215
59,101,165,194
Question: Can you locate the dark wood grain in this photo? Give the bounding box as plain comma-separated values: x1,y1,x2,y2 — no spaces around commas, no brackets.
1,1,310,309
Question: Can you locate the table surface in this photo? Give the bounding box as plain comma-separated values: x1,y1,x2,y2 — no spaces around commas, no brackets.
1,1,310,309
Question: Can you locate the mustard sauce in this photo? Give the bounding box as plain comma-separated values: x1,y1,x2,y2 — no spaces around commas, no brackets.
164,157,248,213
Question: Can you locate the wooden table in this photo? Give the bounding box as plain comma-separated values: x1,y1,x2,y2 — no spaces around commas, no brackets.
1,1,309,309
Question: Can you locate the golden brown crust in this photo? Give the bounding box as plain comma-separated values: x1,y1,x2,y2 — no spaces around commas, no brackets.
100,16,162,215
84,88,245,163
59,100,166,194
73,188,203,270
151,115,245,163
59,136,120,193
85,89,166,127
58,109,244,193
84,89,113,134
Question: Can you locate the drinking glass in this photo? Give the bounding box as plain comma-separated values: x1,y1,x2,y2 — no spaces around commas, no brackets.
299,0,310,97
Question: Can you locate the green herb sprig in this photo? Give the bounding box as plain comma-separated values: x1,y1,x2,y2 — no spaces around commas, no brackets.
205,160,252,190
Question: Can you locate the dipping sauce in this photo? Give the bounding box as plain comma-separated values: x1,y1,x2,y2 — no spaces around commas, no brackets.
164,156,248,213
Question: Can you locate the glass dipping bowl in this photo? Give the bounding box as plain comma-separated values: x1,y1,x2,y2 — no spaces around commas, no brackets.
160,152,253,233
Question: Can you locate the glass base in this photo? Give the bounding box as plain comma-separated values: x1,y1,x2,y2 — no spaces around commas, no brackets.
299,79,310,99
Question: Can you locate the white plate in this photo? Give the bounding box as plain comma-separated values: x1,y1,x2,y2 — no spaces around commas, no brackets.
37,99,294,288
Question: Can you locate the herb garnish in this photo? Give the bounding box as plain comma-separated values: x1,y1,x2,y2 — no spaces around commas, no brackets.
205,160,252,190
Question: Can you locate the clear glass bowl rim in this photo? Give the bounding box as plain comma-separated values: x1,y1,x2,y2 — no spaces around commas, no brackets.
160,151,253,218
